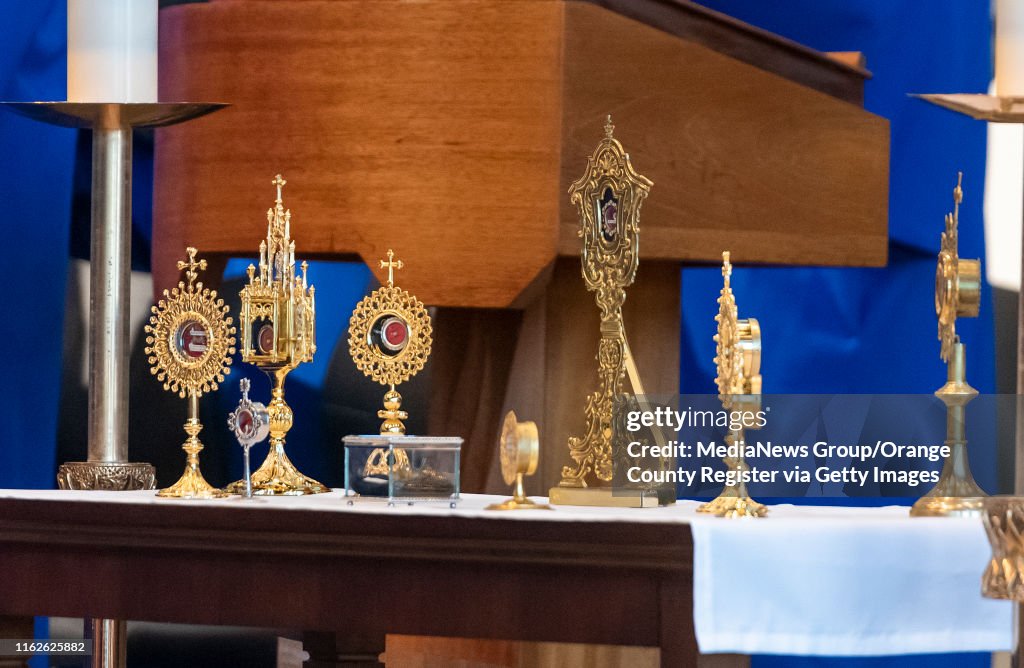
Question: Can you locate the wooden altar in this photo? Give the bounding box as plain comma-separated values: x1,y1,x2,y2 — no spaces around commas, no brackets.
152,0,889,492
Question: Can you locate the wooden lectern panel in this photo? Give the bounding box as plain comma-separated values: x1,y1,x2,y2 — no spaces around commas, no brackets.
154,0,888,308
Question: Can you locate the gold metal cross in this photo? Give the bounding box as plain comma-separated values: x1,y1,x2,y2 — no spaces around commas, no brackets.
272,174,287,203
177,246,208,286
721,250,732,287
380,249,404,287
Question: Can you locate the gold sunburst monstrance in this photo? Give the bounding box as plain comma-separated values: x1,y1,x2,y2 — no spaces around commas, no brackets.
348,249,433,435
145,246,235,498
698,251,767,518
936,172,980,362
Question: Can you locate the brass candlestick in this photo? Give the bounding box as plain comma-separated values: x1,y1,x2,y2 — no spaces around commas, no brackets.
226,175,327,496
145,247,235,498
911,174,985,517
697,251,767,518
487,411,551,511
549,117,671,508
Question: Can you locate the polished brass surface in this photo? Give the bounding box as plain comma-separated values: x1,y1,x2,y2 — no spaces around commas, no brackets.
935,173,981,362
910,343,984,517
697,252,767,518
555,116,653,495
911,174,986,517
548,486,674,508
487,411,551,511
227,175,327,496
362,446,412,477
982,497,1024,600
348,249,433,436
145,247,235,499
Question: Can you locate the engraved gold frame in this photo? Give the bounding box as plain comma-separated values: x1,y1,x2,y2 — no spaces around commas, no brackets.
557,117,652,489
144,246,235,498
935,172,980,363
348,249,433,435
487,411,550,511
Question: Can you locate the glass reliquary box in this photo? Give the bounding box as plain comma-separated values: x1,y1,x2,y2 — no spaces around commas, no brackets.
342,435,462,504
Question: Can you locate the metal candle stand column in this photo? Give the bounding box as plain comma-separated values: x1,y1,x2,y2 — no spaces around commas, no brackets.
2,102,225,490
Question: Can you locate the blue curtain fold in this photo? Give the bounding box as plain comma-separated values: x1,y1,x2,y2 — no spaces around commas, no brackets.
0,0,74,489
686,2,994,666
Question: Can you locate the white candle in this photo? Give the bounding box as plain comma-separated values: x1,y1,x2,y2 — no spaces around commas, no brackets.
67,0,158,103
997,0,1024,97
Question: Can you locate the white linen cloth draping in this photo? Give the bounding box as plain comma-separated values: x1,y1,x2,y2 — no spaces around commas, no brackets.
0,489,1011,656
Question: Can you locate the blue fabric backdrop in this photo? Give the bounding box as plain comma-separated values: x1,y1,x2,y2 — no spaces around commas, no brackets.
0,0,74,489
684,2,994,666
0,0,1001,664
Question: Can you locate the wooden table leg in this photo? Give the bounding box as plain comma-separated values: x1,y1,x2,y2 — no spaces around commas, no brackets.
661,573,698,668
0,616,33,668
303,631,385,668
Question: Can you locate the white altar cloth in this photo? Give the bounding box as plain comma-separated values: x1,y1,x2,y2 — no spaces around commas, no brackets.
0,489,1012,656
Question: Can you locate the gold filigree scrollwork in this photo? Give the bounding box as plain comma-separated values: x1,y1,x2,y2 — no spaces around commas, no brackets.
697,251,767,518
348,249,433,435
226,175,327,496
145,248,235,399
144,246,236,499
936,172,980,362
559,117,652,488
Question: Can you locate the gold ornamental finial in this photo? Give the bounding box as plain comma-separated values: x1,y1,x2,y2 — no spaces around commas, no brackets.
380,248,404,288
721,251,732,288
272,174,287,204
176,246,207,287
604,114,615,138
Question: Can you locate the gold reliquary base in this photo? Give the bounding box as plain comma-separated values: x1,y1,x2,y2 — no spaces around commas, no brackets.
548,485,675,508
697,493,768,518
225,441,328,496
158,465,228,499
909,496,984,518
486,496,552,511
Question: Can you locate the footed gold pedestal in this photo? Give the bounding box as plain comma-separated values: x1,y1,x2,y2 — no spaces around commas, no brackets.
910,343,984,518
158,395,228,499
487,497,552,511
697,492,768,518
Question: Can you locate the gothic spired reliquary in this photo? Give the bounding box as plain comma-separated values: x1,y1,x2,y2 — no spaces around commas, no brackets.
549,117,672,508
145,247,235,499
226,175,327,496
698,251,767,518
